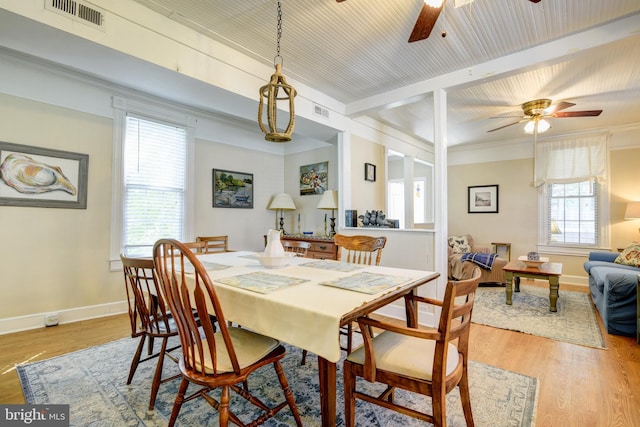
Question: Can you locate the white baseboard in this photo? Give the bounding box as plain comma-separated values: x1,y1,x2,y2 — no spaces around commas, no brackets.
0,301,128,335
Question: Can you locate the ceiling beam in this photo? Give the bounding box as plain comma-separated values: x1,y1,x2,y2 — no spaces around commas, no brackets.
344,12,640,117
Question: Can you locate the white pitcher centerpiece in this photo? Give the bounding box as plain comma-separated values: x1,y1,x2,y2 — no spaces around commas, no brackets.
264,229,286,257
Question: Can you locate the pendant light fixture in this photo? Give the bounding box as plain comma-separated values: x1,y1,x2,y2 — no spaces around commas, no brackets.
258,0,297,143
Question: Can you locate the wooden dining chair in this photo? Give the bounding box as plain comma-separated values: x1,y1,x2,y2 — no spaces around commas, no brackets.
181,240,208,254
282,240,311,257
153,239,303,427
196,235,230,253
121,255,181,410
343,266,482,427
301,234,387,364
334,234,387,266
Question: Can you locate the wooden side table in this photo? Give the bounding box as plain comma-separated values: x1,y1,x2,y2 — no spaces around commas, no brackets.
492,242,511,261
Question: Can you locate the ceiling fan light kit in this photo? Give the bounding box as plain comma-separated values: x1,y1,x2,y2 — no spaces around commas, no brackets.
258,0,296,143
524,117,550,134
488,98,603,134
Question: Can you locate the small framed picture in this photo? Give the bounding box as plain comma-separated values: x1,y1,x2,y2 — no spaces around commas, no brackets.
468,185,499,213
365,163,376,182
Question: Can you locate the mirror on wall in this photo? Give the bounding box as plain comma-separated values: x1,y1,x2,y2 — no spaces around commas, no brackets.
386,149,434,229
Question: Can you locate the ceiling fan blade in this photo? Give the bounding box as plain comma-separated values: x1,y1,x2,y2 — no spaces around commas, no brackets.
544,101,575,114
554,110,603,118
529,0,542,3
487,120,524,133
408,3,443,43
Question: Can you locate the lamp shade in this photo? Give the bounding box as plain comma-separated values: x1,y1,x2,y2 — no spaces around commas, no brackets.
268,193,296,210
317,190,338,210
624,202,640,219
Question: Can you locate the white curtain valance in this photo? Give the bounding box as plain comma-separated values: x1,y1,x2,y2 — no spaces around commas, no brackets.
533,132,609,187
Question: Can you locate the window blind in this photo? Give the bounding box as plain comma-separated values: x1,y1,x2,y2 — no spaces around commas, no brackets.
533,132,608,187
547,181,598,246
123,115,187,257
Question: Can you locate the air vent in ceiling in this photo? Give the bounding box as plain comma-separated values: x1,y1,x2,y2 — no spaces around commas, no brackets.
313,103,330,120
45,0,105,30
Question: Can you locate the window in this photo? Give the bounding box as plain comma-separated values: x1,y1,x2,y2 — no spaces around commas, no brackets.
547,181,598,246
122,115,187,257
535,132,609,253
110,97,194,267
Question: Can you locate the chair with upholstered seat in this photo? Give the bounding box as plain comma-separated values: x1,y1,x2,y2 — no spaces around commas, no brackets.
196,235,230,253
343,266,482,427
153,238,303,427
282,240,311,257
300,233,387,364
121,255,181,410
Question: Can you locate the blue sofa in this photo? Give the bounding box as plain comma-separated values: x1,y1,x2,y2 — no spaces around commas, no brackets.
583,251,639,337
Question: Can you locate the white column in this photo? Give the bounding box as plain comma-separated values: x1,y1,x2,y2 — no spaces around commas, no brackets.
433,89,448,298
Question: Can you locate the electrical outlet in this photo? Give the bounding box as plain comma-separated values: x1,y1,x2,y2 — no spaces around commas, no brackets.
44,312,60,327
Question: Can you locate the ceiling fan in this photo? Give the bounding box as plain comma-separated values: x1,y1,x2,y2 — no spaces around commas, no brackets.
487,99,603,134
337,0,543,42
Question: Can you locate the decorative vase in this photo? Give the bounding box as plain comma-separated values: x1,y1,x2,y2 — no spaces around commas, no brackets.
264,229,286,257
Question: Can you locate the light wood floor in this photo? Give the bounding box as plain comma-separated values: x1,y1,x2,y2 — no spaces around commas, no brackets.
1,281,639,426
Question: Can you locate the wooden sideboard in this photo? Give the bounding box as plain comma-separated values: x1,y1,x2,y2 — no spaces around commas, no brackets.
281,235,337,260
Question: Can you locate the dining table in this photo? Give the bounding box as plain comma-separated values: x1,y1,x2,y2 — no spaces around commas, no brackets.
182,250,440,426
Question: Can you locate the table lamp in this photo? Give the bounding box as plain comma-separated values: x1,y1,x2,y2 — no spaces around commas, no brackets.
268,193,296,234
624,201,640,234
317,190,338,237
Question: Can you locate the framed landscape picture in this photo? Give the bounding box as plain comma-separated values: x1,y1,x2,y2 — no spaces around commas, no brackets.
468,184,499,213
212,169,253,208
0,141,88,209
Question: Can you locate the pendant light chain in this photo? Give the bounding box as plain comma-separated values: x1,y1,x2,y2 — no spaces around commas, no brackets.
275,1,283,65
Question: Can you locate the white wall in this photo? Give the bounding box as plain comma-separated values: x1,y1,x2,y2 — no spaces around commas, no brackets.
0,60,332,333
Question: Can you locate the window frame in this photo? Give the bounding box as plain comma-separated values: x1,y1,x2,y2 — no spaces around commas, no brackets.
537,179,610,256
109,96,195,270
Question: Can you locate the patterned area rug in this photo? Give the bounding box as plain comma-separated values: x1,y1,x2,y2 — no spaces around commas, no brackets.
472,284,606,349
18,337,539,426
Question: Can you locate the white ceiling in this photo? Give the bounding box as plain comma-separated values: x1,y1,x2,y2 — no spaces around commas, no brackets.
2,0,640,148
131,0,640,147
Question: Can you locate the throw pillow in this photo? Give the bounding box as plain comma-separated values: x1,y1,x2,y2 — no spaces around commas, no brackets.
448,235,471,254
614,242,640,267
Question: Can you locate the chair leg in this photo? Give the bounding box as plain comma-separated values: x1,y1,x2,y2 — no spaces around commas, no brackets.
343,361,356,427
127,335,146,385
459,369,475,426
432,388,447,427
167,377,188,427
273,360,303,426
219,385,231,427
346,323,353,353
300,350,307,365
147,336,155,355
148,336,169,410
